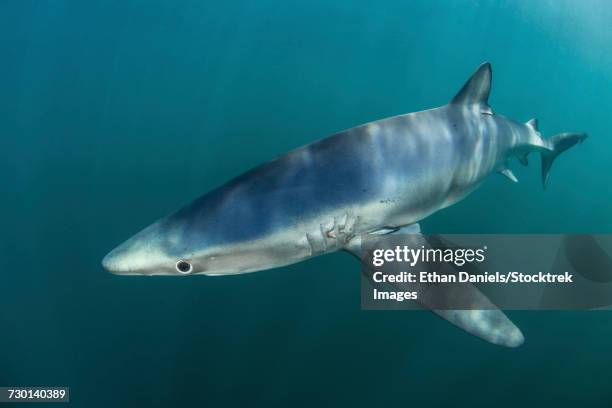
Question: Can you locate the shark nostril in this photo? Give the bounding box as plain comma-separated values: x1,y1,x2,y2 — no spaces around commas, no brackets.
175,260,193,274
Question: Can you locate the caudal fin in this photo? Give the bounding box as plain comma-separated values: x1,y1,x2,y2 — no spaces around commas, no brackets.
541,132,588,188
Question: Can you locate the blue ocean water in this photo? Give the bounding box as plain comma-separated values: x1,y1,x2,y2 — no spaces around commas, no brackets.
1,0,611,406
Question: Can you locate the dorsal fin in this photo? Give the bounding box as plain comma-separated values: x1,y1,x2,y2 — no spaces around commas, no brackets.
451,62,492,114
526,118,539,131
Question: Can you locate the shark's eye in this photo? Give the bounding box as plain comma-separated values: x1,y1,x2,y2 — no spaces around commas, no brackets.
175,260,193,274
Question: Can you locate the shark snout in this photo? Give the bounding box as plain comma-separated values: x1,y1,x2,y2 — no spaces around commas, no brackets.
102,247,132,275
101,238,149,275
102,226,175,275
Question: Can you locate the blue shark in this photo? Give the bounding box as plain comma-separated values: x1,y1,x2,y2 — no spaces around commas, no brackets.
102,63,586,347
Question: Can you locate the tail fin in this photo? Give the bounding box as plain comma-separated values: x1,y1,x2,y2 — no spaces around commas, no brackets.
541,132,588,188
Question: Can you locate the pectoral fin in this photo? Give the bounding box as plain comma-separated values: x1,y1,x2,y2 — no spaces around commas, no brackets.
432,309,524,347
345,225,524,348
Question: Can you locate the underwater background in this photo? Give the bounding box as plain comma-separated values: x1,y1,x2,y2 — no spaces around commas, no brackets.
1,0,611,406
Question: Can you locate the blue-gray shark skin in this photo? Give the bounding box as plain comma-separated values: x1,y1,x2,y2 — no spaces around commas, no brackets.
102,63,586,347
